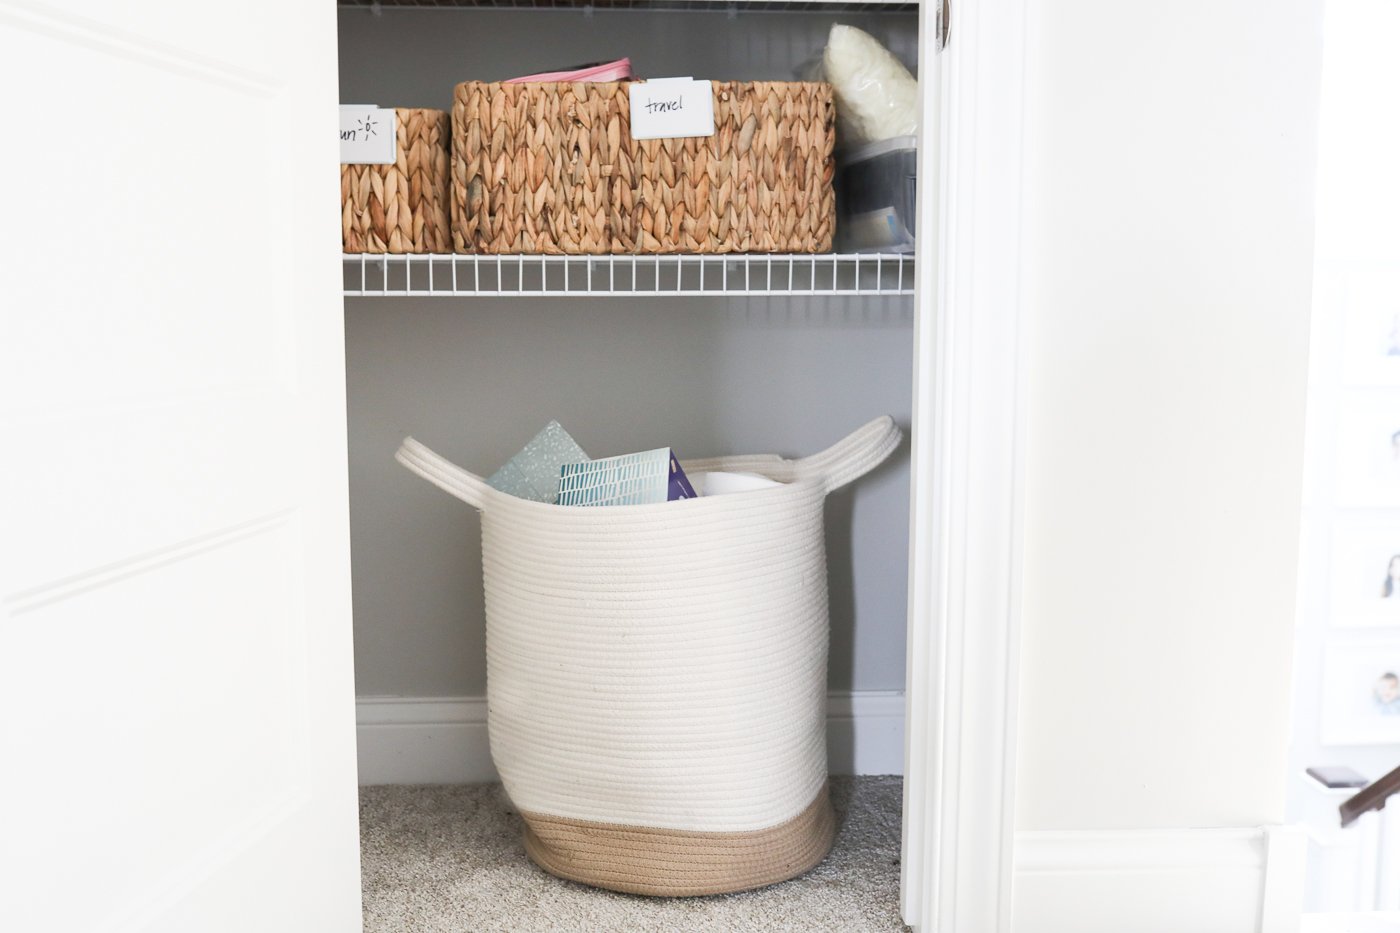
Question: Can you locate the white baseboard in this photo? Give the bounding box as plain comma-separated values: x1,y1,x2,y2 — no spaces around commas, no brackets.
1013,826,1307,933
356,690,905,785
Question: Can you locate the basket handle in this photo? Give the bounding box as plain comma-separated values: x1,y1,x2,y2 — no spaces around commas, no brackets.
399,417,901,509
395,437,493,511
681,416,903,496
796,415,904,494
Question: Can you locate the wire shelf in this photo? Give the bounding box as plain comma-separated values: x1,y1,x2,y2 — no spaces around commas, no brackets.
343,253,915,297
340,1,917,12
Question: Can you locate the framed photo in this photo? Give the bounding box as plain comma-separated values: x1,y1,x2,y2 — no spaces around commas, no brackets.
1333,394,1400,507
1330,517,1400,628
1341,293,1400,389
1321,641,1400,746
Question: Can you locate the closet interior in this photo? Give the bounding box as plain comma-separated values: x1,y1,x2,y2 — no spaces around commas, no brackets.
337,0,926,781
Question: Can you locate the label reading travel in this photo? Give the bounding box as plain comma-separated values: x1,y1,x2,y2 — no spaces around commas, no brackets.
628,79,715,140
340,106,396,164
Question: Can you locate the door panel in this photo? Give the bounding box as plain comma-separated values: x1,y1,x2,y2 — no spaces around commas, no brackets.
0,2,283,97
5,527,309,930
0,2,360,930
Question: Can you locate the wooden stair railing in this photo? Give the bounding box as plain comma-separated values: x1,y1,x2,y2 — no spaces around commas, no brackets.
1341,762,1400,827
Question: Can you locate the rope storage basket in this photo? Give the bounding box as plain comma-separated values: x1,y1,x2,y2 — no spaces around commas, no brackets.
451,81,836,254
341,108,451,254
395,416,902,896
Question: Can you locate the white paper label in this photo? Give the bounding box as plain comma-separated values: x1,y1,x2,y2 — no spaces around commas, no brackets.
340,106,396,164
628,79,715,140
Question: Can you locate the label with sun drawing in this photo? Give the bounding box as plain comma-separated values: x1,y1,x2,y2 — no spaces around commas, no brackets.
339,106,396,164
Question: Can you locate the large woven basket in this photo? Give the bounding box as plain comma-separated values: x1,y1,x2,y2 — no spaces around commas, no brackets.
395,417,901,896
451,81,836,254
341,108,451,254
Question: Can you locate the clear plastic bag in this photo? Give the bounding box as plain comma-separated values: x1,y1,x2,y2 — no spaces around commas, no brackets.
820,25,918,147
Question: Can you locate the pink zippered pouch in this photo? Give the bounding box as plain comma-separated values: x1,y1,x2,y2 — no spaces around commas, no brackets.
504,58,633,84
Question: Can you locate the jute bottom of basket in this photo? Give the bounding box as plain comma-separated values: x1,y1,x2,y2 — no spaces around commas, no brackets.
519,781,836,897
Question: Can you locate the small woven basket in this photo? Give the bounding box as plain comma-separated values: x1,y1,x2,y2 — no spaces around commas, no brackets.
342,108,451,254
451,81,836,254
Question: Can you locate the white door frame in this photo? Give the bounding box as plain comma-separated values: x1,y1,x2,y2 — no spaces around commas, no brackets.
902,0,1030,930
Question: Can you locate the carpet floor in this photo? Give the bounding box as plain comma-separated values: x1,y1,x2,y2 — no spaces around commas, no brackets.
360,776,907,932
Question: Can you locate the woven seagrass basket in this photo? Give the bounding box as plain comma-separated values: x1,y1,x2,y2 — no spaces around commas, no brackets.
395,417,901,896
341,108,451,254
451,81,836,254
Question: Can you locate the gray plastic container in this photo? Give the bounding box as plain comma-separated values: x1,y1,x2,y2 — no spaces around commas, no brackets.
835,136,917,253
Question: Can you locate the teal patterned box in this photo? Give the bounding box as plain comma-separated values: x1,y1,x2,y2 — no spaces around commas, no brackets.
557,448,698,507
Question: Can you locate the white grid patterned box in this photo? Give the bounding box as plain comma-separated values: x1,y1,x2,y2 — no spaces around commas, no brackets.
557,448,693,507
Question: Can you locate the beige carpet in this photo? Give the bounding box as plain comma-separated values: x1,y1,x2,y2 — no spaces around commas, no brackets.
360,776,908,932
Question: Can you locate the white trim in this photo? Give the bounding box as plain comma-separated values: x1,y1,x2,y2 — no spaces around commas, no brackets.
902,0,1030,930
1016,828,1268,874
827,691,908,777
0,1,280,93
356,691,906,785
1012,827,1307,933
357,696,495,784
1302,914,1400,933
1260,826,1308,933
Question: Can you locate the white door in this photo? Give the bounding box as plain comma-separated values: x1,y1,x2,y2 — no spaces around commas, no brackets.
0,2,361,931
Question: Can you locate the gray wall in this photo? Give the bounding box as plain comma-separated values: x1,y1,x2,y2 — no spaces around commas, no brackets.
341,7,917,699
337,7,917,104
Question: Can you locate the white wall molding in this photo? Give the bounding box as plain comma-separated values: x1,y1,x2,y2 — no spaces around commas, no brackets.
901,0,1030,930
357,691,906,786
357,696,494,785
1012,827,1306,933
827,691,907,777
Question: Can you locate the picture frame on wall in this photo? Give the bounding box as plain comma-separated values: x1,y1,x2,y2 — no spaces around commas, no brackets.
1329,516,1400,628
1321,641,1400,746
1333,393,1400,508
1341,276,1400,388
